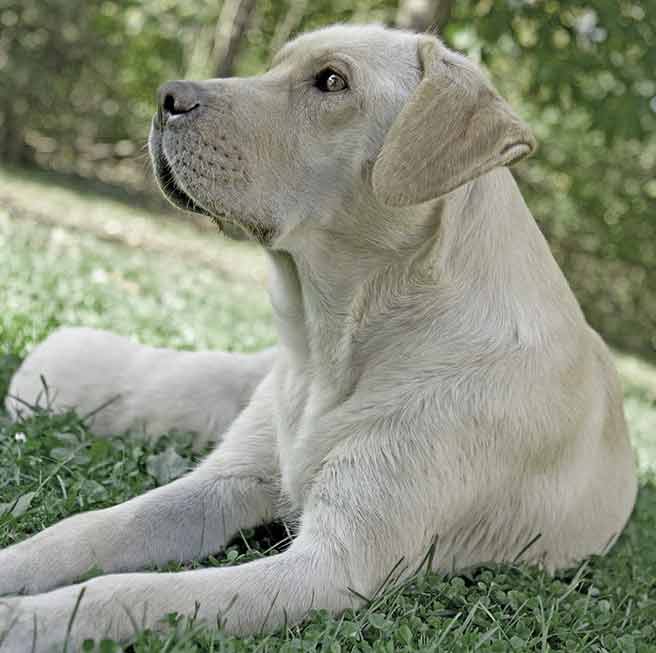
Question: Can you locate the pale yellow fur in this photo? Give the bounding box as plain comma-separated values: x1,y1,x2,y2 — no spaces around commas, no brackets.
0,24,636,651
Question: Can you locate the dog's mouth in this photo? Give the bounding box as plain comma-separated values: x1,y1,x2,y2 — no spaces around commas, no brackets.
152,146,213,220
149,125,271,244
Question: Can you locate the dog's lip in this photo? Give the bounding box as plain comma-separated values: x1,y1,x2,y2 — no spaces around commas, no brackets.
152,139,214,220
149,127,250,239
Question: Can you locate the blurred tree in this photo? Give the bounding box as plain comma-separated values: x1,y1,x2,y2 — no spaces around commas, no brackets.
396,0,453,32
0,0,194,188
269,0,310,60
211,0,258,77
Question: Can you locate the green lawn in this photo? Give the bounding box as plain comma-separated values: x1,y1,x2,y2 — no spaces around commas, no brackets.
1,166,655,652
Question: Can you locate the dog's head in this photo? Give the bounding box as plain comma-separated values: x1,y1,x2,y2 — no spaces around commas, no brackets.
149,24,535,246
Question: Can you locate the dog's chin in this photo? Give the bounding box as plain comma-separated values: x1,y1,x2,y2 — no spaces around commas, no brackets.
152,148,212,220
148,127,275,247
149,137,274,245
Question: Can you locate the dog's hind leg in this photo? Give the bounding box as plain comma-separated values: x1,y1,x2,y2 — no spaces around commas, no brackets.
5,326,276,448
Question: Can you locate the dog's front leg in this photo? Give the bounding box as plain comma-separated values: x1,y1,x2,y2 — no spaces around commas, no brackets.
0,428,444,651
0,537,358,652
0,375,280,596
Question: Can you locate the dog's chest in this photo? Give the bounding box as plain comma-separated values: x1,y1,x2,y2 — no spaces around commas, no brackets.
273,363,344,510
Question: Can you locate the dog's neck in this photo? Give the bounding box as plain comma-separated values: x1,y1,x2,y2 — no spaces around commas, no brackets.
267,168,582,395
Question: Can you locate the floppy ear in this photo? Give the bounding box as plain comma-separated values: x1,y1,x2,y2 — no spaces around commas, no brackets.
372,36,536,207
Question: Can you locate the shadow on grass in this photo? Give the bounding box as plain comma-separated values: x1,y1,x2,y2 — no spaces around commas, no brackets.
1,163,170,214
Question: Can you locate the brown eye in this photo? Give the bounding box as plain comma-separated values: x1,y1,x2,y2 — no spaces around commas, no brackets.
315,68,348,92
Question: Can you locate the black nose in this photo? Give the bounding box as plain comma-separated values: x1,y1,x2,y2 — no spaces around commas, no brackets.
157,81,200,126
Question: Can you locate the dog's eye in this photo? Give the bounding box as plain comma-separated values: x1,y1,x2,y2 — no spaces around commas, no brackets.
314,68,348,93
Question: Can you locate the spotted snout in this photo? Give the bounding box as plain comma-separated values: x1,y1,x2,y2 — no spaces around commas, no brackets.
150,79,257,238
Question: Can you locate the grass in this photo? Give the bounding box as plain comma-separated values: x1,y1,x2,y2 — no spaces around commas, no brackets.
1,165,655,652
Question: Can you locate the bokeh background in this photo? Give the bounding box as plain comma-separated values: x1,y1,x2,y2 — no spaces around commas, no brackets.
0,0,655,360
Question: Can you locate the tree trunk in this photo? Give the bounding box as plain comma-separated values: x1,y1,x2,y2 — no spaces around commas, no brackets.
211,0,258,78
395,0,454,33
269,0,309,62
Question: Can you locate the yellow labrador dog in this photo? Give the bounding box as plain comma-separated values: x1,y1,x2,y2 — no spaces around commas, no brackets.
1,24,637,650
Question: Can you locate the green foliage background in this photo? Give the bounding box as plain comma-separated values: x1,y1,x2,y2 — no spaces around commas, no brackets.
0,0,654,358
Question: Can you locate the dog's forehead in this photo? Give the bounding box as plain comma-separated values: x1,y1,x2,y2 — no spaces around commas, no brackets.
273,24,418,72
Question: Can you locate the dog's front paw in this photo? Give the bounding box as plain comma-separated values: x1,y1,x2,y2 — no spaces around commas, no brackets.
0,597,40,653
0,543,57,597
0,533,95,596
0,549,31,597
0,578,143,652
0,590,88,653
